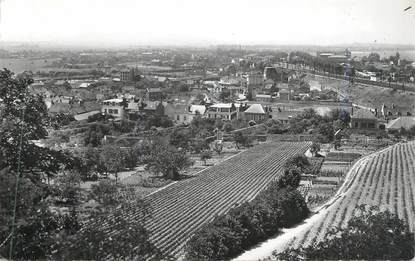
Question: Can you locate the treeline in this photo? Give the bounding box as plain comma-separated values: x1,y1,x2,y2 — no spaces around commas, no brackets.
266,108,350,143
185,155,311,260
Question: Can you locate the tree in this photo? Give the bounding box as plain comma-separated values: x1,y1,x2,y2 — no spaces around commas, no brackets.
144,141,193,180
317,122,334,143
277,168,302,188
90,180,119,206
368,52,380,63
233,132,252,149
0,206,80,260
77,147,100,181
213,140,223,155
0,69,70,180
284,155,310,172
223,122,234,132
0,69,78,260
190,138,209,154
54,199,158,260
276,205,414,260
200,151,212,166
83,123,110,147
169,128,190,150
123,148,138,170
246,91,253,101
54,171,82,204
310,142,321,157
100,145,125,183
219,89,231,101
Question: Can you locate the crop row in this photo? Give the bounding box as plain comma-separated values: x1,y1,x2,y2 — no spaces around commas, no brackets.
142,141,311,257
285,141,415,251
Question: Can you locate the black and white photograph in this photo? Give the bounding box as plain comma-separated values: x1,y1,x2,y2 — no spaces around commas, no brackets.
0,0,414,260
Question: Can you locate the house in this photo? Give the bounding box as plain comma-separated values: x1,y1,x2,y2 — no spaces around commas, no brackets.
141,101,165,116
164,103,190,124
206,103,239,120
244,104,270,122
188,104,207,121
278,89,290,101
101,98,125,118
385,116,415,131
350,108,378,129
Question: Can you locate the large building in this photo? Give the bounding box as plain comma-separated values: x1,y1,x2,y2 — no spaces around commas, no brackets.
120,67,140,82
206,103,239,120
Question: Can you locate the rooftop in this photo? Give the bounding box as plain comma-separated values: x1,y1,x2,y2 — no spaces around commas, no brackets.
211,103,241,108
190,105,206,115
244,104,266,114
103,98,123,103
386,116,415,130
351,108,377,119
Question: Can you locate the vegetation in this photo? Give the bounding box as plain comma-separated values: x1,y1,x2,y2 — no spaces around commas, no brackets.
144,140,193,180
276,205,414,260
186,154,310,260
53,199,158,261
288,142,415,254
143,142,311,256
0,69,156,260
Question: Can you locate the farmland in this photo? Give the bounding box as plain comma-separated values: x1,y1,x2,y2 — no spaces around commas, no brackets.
242,141,415,259
142,141,311,257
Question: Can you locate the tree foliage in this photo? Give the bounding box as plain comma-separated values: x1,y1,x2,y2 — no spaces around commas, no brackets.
276,205,414,260
144,140,193,180
53,199,158,261
0,69,71,180
186,185,309,260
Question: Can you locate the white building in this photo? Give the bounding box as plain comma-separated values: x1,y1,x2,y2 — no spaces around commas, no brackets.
101,98,125,118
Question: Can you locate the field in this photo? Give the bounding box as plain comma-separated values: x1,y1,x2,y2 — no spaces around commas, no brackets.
305,74,415,114
275,141,415,255
0,58,60,73
235,141,415,260
304,151,360,209
143,141,311,257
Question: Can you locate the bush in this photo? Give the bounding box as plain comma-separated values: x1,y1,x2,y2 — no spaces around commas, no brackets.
90,180,118,206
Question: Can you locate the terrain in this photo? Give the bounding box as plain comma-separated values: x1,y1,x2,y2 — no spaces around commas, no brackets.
236,141,415,260
142,141,311,257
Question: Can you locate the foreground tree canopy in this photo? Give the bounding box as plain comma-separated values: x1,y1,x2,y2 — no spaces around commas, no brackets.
276,205,414,260
0,70,157,260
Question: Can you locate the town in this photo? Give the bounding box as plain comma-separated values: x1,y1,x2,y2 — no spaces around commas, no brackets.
1,0,415,260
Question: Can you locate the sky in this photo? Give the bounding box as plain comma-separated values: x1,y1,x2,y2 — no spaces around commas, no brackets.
0,0,414,46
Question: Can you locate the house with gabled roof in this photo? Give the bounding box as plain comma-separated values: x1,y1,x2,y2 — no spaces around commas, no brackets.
243,104,271,122
350,108,378,129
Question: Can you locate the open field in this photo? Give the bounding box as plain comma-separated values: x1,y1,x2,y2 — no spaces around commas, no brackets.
141,141,311,257
305,74,415,114
237,141,415,260
0,58,61,73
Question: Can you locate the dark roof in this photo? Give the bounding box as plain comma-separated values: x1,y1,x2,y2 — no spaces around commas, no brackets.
351,108,377,119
